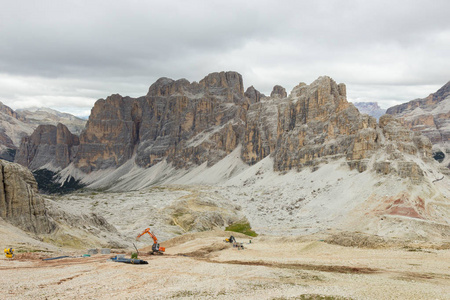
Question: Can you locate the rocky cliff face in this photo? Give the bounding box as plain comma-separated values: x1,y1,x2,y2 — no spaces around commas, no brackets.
0,101,25,121
273,78,377,171
242,77,431,181
74,71,248,172
15,123,79,170
0,159,55,234
386,81,450,168
17,72,433,184
74,94,137,172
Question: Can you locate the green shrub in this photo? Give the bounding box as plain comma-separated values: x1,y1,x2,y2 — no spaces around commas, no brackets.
225,221,258,237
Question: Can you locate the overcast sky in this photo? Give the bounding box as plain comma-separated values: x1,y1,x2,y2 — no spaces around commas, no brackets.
0,0,449,117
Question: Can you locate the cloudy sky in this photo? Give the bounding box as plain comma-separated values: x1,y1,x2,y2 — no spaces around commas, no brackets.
1,0,449,117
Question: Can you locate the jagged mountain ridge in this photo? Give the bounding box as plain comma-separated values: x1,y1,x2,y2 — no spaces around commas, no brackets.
17,107,87,135
386,81,450,169
15,123,80,170
16,71,432,186
0,102,87,161
0,101,35,161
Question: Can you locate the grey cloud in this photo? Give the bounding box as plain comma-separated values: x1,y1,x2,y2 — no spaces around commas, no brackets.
0,0,449,116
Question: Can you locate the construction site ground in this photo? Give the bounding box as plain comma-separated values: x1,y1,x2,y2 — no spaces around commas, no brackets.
1,231,449,300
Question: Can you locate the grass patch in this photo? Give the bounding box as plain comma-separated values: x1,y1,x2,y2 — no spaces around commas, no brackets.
170,290,213,298
15,249,52,253
225,221,258,237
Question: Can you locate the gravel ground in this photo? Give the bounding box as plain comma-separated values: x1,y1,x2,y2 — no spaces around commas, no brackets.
1,232,449,300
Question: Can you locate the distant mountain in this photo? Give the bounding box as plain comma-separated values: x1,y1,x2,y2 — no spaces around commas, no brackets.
386,81,450,168
353,102,386,120
0,102,86,161
17,107,86,135
0,102,35,161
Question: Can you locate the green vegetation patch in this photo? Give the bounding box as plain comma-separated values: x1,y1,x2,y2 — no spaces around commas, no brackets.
33,169,85,195
225,221,258,237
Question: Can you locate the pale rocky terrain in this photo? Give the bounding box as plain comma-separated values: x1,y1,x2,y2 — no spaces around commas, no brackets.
1,231,449,300
0,154,449,299
2,145,450,299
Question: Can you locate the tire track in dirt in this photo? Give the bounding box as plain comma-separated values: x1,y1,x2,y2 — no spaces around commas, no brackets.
201,258,379,274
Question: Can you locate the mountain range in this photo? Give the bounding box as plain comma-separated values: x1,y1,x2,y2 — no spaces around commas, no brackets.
14,72,432,180
0,103,86,162
1,71,449,245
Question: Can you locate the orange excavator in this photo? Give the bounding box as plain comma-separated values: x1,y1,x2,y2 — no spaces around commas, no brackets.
136,228,166,255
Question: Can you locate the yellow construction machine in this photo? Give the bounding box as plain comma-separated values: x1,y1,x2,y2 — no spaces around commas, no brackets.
4,248,14,258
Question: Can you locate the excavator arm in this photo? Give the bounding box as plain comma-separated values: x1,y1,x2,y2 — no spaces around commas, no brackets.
136,228,158,243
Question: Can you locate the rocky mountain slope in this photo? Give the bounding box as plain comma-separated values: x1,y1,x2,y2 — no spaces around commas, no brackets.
17,107,86,135
0,102,86,162
386,81,450,169
0,159,126,249
353,102,386,120
0,102,34,161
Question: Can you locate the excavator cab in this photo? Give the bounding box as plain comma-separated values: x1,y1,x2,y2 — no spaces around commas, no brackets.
151,243,165,255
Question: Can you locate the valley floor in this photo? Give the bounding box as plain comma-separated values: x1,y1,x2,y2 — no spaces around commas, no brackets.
1,231,449,300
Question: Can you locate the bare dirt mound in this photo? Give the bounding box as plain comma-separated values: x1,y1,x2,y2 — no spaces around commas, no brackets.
326,231,450,250
325,231,391,248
